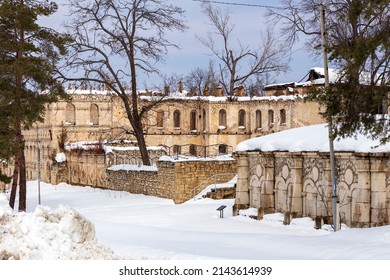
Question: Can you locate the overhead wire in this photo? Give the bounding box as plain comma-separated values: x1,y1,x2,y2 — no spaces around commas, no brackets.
191,0,284,9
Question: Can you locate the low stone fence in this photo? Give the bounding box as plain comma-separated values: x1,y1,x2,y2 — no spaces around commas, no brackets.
106,168,159,196
50,147,166,187
233,150,390,228
106,157,237,204
106,147,166,166
49,148,237,204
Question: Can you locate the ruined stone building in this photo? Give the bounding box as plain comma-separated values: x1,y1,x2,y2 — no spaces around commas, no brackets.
9,82,322,184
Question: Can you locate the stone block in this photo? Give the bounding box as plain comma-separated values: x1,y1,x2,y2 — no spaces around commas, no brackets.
370,173,386,192
352,202,370,224
371,191,387,206
352,188,370,203
370,208,388,225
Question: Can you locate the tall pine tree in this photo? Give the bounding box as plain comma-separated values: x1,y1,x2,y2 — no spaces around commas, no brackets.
0,0,70,211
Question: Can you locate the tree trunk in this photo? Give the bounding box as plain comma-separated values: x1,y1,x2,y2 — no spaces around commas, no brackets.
15,0,27,212
17,126,27,212
9,159,19,210
134,126,151,166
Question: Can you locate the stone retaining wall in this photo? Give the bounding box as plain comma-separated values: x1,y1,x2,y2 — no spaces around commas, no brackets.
106,169,159,195
48,149,237,204
172,160,237,203
106,158,237,203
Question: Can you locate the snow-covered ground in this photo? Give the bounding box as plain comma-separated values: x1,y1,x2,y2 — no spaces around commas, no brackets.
2,181,390,260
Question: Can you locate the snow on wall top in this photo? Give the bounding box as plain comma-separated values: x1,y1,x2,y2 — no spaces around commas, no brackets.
107,164,158,172
235,124,390,153
159,154,236,162
63,88,303,102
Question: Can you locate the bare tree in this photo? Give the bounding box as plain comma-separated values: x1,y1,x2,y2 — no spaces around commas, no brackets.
160,73,184,94
267,0,322,52
198,4,288,96
245,75,271,97
63,0,187,165
184,61,219,95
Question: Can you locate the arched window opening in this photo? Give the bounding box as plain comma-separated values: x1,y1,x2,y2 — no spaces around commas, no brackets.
90,104,99,125
218,109,227,128
173,110,181,128
190,110,197,131
65,103,76,125
255,110,262,129
238,109,246,128
268,110,274,126
189,144,197,156
202,109,207,131
280,109,286,125
156,110,164,128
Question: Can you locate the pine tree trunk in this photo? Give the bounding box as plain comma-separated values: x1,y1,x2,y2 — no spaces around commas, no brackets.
15,0,27,212
9,159,19,210
17,127,27,212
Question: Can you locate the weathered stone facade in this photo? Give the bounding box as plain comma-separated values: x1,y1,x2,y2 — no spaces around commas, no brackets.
233,151,390,228
16,89,323,185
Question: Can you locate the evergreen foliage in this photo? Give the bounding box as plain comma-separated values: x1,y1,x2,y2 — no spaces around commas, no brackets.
0,0,71,210
269,0,390,142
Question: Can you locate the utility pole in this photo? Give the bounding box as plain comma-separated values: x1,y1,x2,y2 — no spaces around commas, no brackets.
320,2,339,231
36,124,41,205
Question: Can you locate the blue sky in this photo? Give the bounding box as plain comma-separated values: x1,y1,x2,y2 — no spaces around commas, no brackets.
39,0,322,86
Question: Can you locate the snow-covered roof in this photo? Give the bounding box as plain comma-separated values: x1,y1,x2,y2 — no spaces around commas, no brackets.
235,124,390,153
264,67,379,91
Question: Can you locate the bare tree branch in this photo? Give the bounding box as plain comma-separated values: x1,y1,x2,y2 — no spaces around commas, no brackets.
198,3,288,96
61,0,187,165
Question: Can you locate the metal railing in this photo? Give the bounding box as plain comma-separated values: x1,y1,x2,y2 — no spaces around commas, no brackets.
163,144,233,159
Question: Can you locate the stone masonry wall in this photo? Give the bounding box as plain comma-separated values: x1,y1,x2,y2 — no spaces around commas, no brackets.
66,152,107,188
49,147,237,204
172,160,237,204
106,169,158,195
105,158,237,203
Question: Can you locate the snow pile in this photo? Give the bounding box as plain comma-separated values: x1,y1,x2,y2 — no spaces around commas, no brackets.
0,194,118,260
235,124,390,153
55,152,66,163
0,195,12,218
239,207,258,217
64,141,104,151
